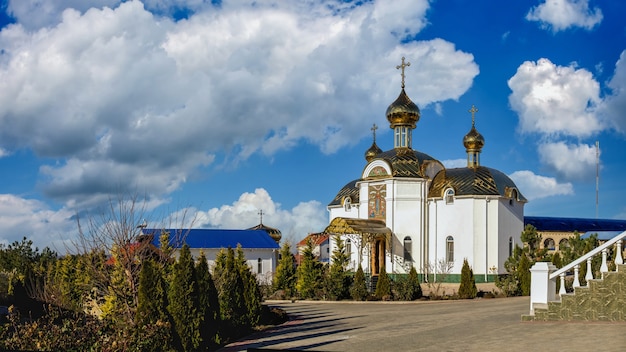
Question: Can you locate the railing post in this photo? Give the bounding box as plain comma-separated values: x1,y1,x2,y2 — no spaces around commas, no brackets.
615,240,623,267
600,248,608,278
585,257,593,283
559,273,566,295
573,265,580,288
529,262,557,315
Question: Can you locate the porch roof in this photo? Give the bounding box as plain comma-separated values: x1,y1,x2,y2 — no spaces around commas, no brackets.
323,217,392,235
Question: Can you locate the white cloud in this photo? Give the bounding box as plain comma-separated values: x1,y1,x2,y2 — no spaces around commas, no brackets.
509,170,574,201
189,188,327,245
0,0,478,211
0,194,77,250
526,0,603,32
538,141,598,181
508,58,602,138
602,50,626,134
441,158,466,168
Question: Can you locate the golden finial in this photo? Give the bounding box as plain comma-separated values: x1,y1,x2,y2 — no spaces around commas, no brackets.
469,105,479,127
396,57,410,89
371,123,378,142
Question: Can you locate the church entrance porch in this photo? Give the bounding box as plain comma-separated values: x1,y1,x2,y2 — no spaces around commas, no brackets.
323,217,392,290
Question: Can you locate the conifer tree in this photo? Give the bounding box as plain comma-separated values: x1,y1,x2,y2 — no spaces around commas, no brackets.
273,242,296,297
458,258,477,299
136,259,174,351
406,266,422,300
518,253,531,296
374,265,392,300
213,247,247,337
195,251,220,349
325,234,351,300
236,245,262,327
167,244,201,352
296,239,322,299
350,264,368,301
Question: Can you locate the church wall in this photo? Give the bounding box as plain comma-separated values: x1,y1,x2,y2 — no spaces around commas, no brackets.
428,197,475,276
386,179,425,274
496,199,524,274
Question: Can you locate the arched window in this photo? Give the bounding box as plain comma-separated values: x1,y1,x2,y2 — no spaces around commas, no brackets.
446,236,454,263
344,197,351,212
544,238,555,251
445,188,455,205
257,258,263,274
559,238,569,251
509,237,514,257
403,236,413,263
346,239,352,257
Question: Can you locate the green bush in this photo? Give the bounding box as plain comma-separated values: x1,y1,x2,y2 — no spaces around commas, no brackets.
350,265,368,301
458,258,477,299
374,266,392,300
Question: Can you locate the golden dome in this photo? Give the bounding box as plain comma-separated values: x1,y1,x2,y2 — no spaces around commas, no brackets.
386,88,420,128
463,126,484,152
365,141,383,162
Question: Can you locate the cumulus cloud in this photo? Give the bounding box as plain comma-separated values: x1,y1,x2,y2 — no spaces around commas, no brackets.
189,188,327,244
526,0,603,32
538,141,598,181
0,0,478,211
508,58,602,138
0,194,77,250
509,170,574,201
602,50,626,134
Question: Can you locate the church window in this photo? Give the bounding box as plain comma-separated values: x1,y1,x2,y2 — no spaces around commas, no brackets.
446,236,454,263
394,126,412,148
509,237,514,257
445,188,455,205
257,258,263,274
403,236,413,263
344,197,351,212
544,238,555,251
346,239,352,258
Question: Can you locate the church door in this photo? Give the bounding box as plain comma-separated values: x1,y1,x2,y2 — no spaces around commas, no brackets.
371,238,386,275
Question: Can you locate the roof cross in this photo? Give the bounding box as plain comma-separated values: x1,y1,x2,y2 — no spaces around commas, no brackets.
258,209,265,224
371,123,378,142
469,105,479,127
396,57,410,89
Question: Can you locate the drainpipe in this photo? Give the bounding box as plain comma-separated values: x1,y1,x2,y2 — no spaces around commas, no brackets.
433,198,437,283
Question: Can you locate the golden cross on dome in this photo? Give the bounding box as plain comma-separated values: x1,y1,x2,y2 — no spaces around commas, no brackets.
258,209,265,224
396,57,410,88
371,123,378,142
469,105,479,126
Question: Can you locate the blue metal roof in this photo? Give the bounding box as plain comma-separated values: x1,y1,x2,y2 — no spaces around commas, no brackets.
524,216,626,233
580,231,625,241
143,228,280,249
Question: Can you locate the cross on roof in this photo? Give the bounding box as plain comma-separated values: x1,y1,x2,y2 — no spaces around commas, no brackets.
396,57,410,89
258,209,265,224
371,123,378,142
469,105,479,126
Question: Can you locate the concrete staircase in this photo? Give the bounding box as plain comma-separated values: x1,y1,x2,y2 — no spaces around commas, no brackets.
523,264,626,321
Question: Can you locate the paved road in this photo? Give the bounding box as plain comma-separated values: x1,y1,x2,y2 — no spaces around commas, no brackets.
219,297,626,351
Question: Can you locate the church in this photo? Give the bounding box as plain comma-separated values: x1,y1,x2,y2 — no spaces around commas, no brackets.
324,58,526,283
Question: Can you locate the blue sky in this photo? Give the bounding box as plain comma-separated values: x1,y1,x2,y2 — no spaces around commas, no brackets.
0,0,624,249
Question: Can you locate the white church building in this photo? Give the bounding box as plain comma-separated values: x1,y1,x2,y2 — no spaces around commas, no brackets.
325,58,526,283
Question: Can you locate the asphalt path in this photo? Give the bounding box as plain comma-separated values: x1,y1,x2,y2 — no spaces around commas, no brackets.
219,297,626,351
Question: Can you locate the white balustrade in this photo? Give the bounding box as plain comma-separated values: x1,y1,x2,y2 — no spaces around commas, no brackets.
528,230,626,316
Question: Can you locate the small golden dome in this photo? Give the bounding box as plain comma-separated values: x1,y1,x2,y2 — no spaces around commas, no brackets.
365,141,383,162
463,126,484,152
386,89,420,128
